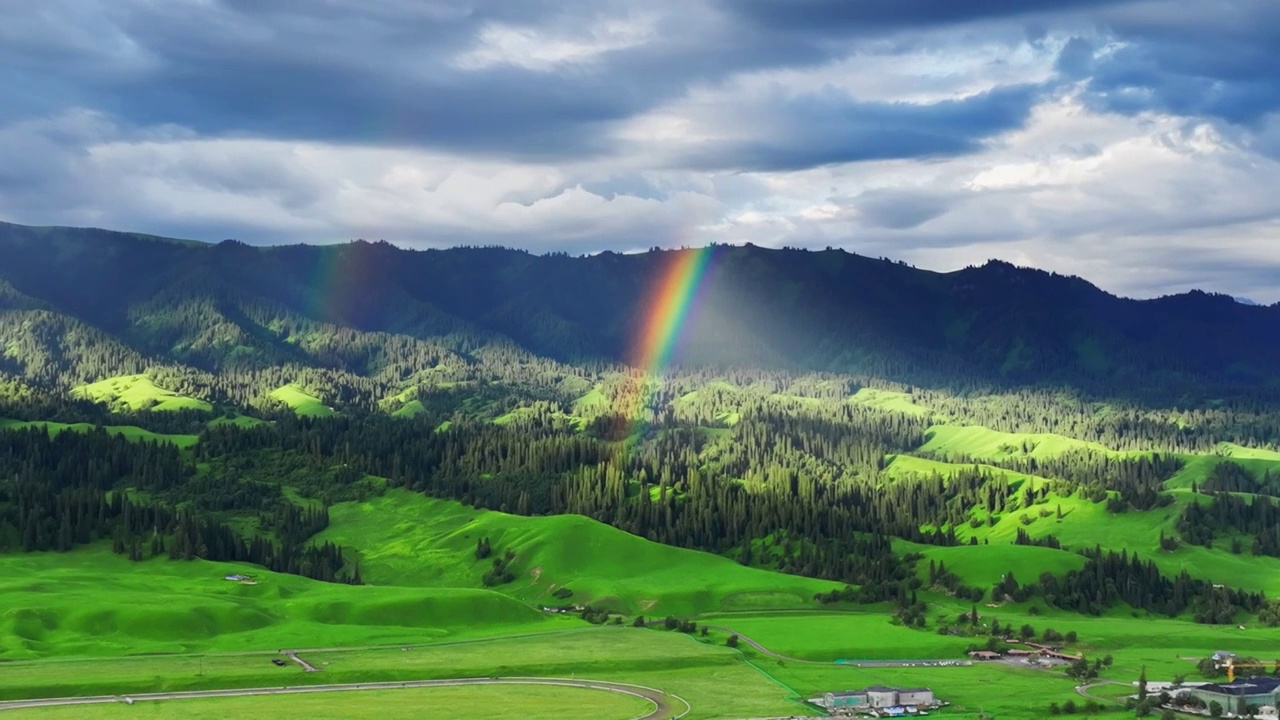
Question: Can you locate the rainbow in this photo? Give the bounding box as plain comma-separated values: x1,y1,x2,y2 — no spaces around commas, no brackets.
308,241,378,321
623,246,715,438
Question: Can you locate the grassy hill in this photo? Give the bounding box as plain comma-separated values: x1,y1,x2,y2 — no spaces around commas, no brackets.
71,374,212,412
268,384,335,417
0,418,199,448
917,424,1113,460
0,547,561,660
848,388,932,417
315,490,839,616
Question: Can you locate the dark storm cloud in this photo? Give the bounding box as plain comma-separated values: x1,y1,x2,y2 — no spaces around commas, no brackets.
685,84,1041,171
853,189,958,230
721,0,1134,32
1062,1,1280,125
4,0,1279,171
0,0,829,162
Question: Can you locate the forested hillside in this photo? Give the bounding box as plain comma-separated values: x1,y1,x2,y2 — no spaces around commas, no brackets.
3,221,1280,402
6,221,1280,633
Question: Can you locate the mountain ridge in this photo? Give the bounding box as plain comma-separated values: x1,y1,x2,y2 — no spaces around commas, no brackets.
2,221,1279,404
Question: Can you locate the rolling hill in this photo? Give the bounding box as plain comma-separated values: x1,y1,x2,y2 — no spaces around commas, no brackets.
316,490,839,616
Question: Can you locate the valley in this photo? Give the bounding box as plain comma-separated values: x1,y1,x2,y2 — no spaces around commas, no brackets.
4,225,1280,718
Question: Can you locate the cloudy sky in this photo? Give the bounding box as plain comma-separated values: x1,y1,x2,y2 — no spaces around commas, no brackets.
2,1,1279,301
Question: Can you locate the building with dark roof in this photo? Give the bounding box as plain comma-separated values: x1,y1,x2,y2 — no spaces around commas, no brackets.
819,686,936,710
1187,676,1280,712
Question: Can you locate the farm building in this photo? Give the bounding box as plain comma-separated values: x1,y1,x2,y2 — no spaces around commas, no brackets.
818,686,936,711
968,651,999,661
1185,676,1280,712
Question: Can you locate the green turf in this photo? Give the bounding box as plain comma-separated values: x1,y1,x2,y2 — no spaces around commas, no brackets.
848,388,931,416
950,489,1280,595
70,375,212,413
883,454,1049,489
1166,445,1280,490
572,386,610,416
205,414,267,429
0,419,198,448
268,384,335,417
0,685,654,720
315,490,840,616
493,406,535,425
390,399,427,418
919,425,1114,460
0,624,806,719
902,543,1088,590
0,547,561,661
703,612,974,661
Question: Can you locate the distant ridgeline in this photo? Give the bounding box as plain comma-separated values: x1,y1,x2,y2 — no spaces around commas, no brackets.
2,221,1280,401
3,221,1280,624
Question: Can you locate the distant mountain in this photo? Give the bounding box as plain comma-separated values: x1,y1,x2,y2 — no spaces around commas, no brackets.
1234,296,1261,306
2,221,1279,404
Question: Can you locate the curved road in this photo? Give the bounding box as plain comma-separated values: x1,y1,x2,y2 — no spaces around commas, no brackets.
1075,679,1127,705
0,677,691,720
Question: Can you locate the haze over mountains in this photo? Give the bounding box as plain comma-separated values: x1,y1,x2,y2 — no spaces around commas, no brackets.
2,221,1278,407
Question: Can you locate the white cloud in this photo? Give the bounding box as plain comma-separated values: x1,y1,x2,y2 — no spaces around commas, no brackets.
697,92,1280,301
452,14,657,72
0,131,720,250
2,5,1280,303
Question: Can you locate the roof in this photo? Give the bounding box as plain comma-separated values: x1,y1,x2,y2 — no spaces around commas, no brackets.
1198,677,1280,697
838,686,933,696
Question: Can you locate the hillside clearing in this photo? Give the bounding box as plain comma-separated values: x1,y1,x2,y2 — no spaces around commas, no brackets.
71,375,211,413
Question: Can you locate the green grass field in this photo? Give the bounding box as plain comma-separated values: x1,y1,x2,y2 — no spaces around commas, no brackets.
902,542,1087,589
315,490,840,616
1165,443,1280,490
2,685,654,720
0,547,562,661
703,611,974,661
268,384,335,417
70,375,212,413
390,399,427,418
11,401,1280,719
917,425,1113,460
0,623,808,719
848,388,932,416
0,419,198,448
205,414,268,429
883,454,1048,490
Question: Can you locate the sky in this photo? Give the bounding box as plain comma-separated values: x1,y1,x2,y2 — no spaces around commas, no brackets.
2,1,1279,302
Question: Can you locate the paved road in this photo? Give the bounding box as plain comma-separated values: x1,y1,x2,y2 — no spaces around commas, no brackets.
283,650,320,672
1075,679,1127,705
0,677,691,720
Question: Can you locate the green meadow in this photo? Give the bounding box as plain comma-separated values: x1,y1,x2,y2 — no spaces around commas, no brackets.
0,419,199,448
70,375,212,413
848,388,932,417
268,384,335,417
2,685,654,720
316,490,840,616
917,424,1113,460
10,378,1280,719
0,548,562,661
